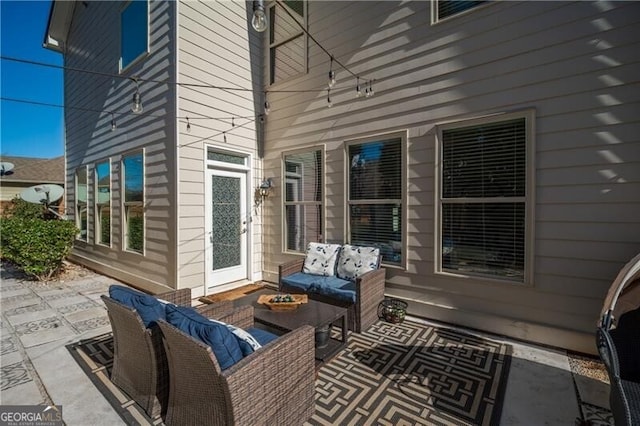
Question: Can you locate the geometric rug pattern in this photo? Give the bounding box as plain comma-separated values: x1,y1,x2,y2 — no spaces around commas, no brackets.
67,320,512,426
310,320,512,426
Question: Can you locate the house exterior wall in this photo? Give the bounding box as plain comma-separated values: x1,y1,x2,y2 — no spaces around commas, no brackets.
176,1,262,296
63,0,178,293
260,1,640,354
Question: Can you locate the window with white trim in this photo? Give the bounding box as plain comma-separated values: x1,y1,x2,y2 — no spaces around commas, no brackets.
75,166,88,241
120,0,148,71
95,160,111,246
347,135,404,266
283,148,323,253
437,111,534,283
431,0,486,24
269,0,306,85
122,152,144,253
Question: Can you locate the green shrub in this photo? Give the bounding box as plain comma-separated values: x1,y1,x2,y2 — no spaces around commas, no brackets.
3,197,46,219
0,218,78,280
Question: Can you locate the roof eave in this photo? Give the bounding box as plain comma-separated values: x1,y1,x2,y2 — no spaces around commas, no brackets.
43,1,76,53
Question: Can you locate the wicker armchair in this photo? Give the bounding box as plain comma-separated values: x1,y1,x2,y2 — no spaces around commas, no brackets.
157,305,316,426
101,289,233,419
279,257,386,333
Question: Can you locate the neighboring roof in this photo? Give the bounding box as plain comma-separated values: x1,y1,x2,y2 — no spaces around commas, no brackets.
43,1,76,52
0,156,65,185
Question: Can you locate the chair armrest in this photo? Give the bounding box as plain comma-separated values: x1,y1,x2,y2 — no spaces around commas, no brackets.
354,267,386,305
199,304,254,330
194,300,234,318
222,325,315,423
157,288,192,306
279,258,305,283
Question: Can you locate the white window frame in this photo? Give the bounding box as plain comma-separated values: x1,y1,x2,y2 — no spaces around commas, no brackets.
119,0,149,73
431,0,489,25
345,131,407,268
75,166,88,242
434,109,536,285
95,159,111,247
268,0,308,86
282,146,324,254
121,150,145,254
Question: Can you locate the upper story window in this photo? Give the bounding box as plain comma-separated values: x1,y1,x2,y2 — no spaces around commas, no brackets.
269,0,306,85
283,147,323,253
95,160,111,246
436,110,535,284
347,135,405,266
75,166,88,241
122,151,144,253
431,0,487,24
120,0,149,71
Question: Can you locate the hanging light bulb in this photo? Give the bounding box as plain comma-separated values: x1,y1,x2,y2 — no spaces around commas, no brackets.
328,56,336,88
327,88,332,108
356,77,362,98
223,132,227,143
186,117,191,133
264,92,271,115
110,113,116,131
365,80,371,98
131,78,143,113
231,117,235,127
251,0,268,32
369,80,375,97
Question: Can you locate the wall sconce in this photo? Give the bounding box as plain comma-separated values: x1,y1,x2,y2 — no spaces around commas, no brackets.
255,178,274,207
259,178,274,197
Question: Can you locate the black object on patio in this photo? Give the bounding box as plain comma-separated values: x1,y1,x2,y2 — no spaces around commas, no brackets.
597,253,640,426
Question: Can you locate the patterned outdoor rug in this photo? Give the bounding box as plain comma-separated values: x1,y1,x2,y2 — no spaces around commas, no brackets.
67,320,512,426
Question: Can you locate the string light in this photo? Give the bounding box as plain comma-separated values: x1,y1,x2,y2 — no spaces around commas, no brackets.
231,117,235,127
328,56,336,88
356,77,362,98
251,0,268,32
186,117,191,132
223,131,227,143
110,113,116,131
131,77,143,114
327,88,332,108
264,92,270,115
369,80,375,97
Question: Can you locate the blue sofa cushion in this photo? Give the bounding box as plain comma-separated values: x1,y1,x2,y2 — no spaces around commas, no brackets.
281,272,355,303
303,242,342,276
337,245,380,280
165,304,244,370
109,285,165,328
245,328,279,352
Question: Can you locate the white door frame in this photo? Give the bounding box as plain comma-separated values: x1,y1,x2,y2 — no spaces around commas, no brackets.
204,166,250,293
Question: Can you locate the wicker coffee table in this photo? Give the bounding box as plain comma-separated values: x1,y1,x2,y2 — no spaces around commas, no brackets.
235,289,348,364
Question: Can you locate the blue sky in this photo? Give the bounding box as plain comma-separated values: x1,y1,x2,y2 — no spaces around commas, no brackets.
1,0,64,159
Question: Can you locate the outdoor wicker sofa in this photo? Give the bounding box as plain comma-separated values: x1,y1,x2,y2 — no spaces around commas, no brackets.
279,243,386,333
157,305,316,426
101,288,233,419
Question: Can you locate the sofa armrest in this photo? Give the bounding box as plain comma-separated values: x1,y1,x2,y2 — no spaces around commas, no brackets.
199,304,254,330
279,258,305,282
157,288,192,306
354,267,386,308
222,325,315,424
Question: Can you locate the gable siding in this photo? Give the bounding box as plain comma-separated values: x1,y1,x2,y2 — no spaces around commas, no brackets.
64,0,177,292
176,1,262,295
260,1,640,353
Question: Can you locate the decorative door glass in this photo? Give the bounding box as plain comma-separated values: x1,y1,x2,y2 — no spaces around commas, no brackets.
211,175,241,270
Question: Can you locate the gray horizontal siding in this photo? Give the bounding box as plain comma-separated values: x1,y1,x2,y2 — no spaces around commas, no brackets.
64,0,177,291
260,0,640,353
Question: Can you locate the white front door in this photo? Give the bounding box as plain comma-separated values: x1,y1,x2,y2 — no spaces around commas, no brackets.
205,168,248,292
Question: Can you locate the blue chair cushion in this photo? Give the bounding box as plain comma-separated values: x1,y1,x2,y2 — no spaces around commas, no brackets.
109,285,165,328
245,328,279,353
165,304,244,370
281,272,355,303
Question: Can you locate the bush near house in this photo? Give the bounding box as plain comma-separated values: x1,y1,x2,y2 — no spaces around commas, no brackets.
0,197,78,280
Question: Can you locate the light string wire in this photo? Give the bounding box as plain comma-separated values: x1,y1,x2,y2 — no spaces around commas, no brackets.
274,0,374,83
1,96,256,122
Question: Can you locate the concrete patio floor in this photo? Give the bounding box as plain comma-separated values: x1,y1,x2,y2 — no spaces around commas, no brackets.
0,261,613,425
